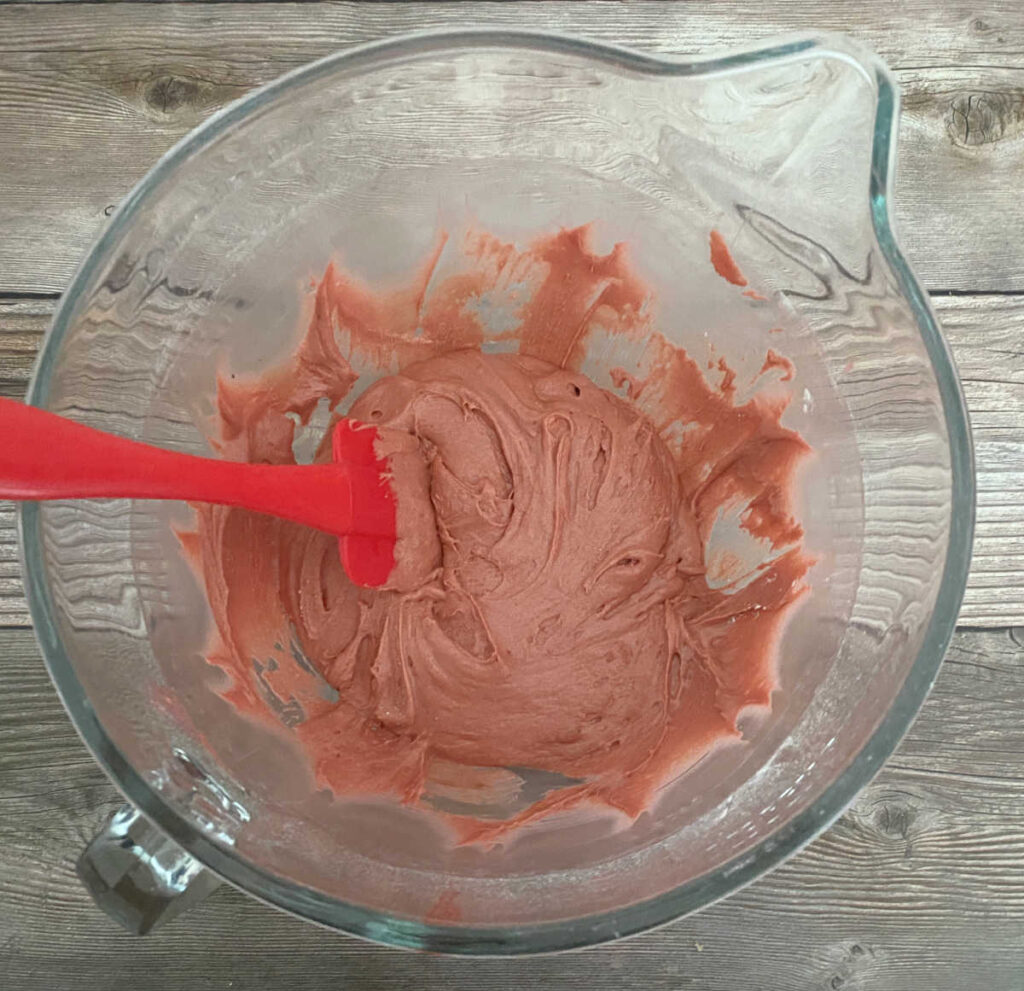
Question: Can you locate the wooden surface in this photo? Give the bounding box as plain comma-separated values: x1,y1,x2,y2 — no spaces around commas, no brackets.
0,2,1022,988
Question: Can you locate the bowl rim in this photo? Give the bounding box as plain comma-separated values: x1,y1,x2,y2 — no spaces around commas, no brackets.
20,28,976,954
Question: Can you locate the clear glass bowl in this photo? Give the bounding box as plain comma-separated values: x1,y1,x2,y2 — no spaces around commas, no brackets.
21,30,974,953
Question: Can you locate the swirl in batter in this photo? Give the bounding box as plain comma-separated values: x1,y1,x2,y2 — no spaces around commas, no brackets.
184,227,812,842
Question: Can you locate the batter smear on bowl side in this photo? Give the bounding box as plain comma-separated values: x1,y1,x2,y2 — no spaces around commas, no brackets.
180,226,813,843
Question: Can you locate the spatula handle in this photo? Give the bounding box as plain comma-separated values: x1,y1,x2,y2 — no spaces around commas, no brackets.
0,398,389,538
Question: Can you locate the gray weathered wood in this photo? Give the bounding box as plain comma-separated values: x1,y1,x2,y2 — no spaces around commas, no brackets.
939,294,1024,627
2,292,1020,627
0,625,1020,988
1,2,1024,291
1,4,1023,986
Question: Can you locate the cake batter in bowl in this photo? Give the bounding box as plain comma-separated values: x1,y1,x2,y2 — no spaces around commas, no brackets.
21,31,973,951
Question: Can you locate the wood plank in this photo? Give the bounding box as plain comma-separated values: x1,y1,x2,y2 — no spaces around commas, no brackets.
939,294,1024,628
5,0,1023,65
0,303,48,628
1,2,1024,291
0,625,1020,988
2,292,1021,627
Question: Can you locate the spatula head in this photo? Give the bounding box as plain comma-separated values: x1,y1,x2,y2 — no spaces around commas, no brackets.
332,419,396,587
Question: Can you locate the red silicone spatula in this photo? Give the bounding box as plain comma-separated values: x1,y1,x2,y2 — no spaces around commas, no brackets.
0,398,398,587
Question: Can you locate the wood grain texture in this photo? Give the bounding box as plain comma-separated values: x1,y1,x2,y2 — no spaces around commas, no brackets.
939,294,1024,627
3,292,1021,627
0,625,1020,989
1,2,1024,291
1,5,1023,986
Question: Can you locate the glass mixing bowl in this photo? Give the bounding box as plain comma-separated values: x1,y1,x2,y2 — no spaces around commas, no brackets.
21,30,974,952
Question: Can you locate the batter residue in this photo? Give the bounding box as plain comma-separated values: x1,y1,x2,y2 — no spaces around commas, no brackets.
183,226,812,843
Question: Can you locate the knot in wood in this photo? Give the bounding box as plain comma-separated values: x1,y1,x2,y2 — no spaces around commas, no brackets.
144,74,201,114
947,91,1024,147
874,798,916,839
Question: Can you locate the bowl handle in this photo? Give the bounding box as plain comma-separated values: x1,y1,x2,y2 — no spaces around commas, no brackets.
76,804,221,934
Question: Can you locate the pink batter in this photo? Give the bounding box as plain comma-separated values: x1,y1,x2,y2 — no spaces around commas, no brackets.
182,226,812,843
